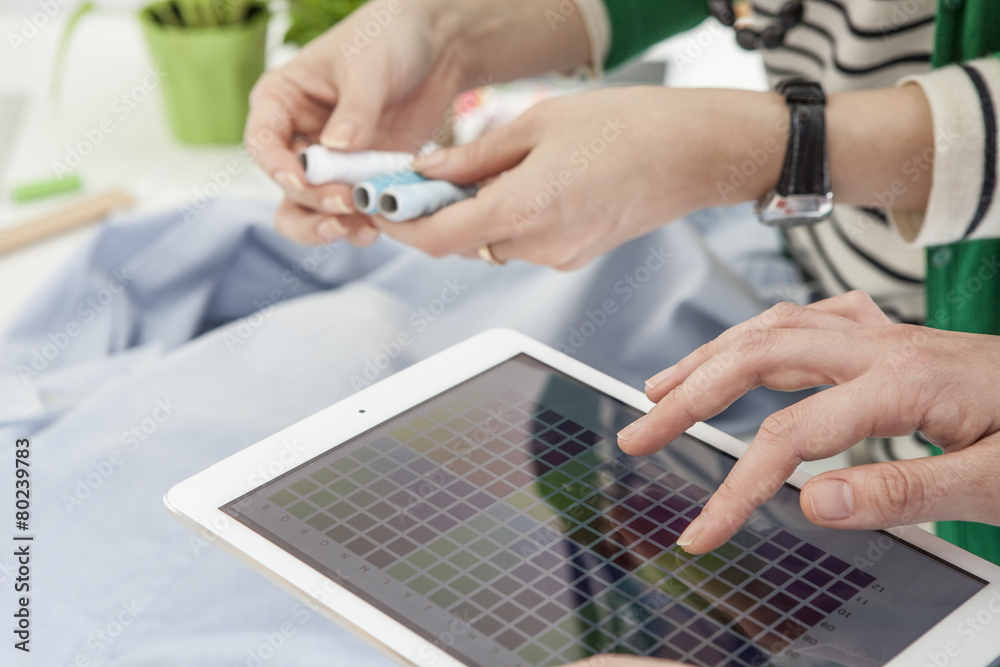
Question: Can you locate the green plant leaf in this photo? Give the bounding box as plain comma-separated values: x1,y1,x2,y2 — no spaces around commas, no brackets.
50,1,97,108
284,0,367,46
151,0,260,28
150,2,182,25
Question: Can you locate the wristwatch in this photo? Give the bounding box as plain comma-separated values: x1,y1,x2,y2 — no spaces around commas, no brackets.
755,78,834,227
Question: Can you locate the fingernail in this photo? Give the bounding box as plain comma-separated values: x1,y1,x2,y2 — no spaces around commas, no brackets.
413,150,444,172
617,414,648,442
322,195,353,214
645,365,676,391
275,171,305,192
321,123,355,150
677,511,708,550
317,218,345,242
809,479,854,521
357,225,380,245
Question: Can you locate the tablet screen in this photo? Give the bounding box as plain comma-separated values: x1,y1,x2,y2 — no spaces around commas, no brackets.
222,354,986,667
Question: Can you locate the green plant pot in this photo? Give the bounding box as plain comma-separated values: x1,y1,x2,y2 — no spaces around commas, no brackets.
139,2,269,145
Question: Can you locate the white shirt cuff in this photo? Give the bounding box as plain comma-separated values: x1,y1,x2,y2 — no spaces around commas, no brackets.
569,0,611,79
891,58,1000,246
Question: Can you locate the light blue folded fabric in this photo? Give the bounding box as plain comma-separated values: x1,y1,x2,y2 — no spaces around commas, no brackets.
0,198,807,666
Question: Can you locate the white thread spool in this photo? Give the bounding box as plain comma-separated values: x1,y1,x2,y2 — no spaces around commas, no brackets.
299,146,414,185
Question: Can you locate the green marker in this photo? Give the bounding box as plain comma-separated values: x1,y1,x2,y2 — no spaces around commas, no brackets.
11,173,83,203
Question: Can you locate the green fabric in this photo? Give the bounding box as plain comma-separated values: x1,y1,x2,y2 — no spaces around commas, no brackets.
601,0,709,69
926,0,1000,567
925,241,1000,567
932,0,1000,67
925,241,1000,333
936,513,1000,567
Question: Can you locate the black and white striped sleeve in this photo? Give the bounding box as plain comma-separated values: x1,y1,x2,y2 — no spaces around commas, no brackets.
890,57,1000,246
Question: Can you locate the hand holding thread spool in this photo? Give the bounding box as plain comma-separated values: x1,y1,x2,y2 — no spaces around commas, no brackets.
301,146,477,222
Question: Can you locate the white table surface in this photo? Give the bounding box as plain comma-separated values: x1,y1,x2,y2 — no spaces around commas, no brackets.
0,6,289,328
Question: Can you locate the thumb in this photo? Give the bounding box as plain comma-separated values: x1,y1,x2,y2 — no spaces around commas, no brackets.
412,120,535,185
801,435,1000,529
319,79,387,151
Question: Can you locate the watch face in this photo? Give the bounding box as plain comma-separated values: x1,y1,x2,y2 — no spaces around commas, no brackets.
755,191,834,227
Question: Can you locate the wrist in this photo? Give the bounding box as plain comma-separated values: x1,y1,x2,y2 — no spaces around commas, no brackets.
421,0,473,84
706,90,789,209
426,0,593,90
826,85,933,211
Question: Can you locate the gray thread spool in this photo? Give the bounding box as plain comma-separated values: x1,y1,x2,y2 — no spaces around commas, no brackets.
378,180,477,222
352,171,427,214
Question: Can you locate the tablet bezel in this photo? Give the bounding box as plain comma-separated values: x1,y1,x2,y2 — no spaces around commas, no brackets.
165,328,1000,666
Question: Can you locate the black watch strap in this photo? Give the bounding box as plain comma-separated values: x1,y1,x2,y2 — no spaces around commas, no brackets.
775,78,829,197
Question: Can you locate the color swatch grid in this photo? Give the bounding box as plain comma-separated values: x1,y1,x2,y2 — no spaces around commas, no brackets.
253,378,876,666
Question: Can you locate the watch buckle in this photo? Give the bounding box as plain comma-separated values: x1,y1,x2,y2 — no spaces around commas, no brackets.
755,191,834,227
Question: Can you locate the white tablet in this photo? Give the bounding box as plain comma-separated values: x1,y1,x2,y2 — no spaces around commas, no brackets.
166,329,1000,667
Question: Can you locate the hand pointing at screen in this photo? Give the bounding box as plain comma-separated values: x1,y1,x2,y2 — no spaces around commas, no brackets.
616,290,1000,554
